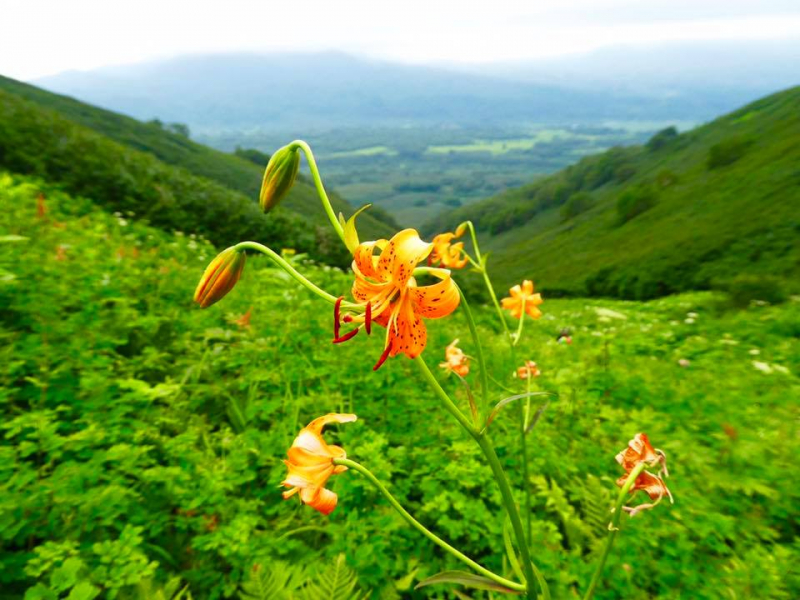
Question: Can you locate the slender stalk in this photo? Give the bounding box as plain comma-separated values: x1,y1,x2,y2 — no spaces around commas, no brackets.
476,434,542,598
455,283,490,418
517,396,531,543
235,241,350,306
414,357,478,439
582,462,648,600
513,297,527,346
415,357,545,598
292,140,345,244
334,457,526,593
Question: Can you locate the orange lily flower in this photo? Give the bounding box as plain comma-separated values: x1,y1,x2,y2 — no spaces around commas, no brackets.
501,280,543,319
516,360,541,379
615,433,673,514
282,413,357,515
194,247,246,308
333,229,460,370
439,339,470,376
430,231,468,269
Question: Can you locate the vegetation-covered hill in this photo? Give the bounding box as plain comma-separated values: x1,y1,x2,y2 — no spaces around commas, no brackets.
424,86,800,299
0,75,396,253
1,172,798,599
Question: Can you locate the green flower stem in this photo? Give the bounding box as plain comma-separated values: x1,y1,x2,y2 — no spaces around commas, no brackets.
333,457,526,593
292,140,345,244
475,434,542,599
415,356,477,439
415,356,543,598
455,283,490,417
234,241,352,307
514,297,527,346
517,390,531,542
582,462,648,600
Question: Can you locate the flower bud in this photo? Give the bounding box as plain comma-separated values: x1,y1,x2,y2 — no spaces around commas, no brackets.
259,144,301,213
194,247,246,308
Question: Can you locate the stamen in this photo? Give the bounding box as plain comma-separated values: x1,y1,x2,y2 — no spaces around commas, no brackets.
343,315,353,323
365,302,372,334
373,342,392,371
333,296,343,339
333,328,360,344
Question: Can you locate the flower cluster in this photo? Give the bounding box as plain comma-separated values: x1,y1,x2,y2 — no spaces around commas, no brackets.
439,339,470,376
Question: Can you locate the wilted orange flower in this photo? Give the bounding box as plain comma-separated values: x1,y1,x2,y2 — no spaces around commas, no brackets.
430,227,468,269
516,360,541,379
616,433,673,513
282,413,357,515
501,280,543,320
194,247,246,308
334,229,460,370
439,339,470,376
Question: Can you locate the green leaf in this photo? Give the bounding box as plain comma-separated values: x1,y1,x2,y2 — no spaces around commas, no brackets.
299,554,367,600
66,581,100,600
414,571,520,594
342,204,372,254
485,392,554,428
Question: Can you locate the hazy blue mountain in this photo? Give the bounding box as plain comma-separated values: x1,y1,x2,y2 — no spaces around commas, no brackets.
31,49,785,134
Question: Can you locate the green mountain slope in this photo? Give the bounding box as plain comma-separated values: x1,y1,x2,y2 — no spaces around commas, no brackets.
0,75,396,242
424,86,800,299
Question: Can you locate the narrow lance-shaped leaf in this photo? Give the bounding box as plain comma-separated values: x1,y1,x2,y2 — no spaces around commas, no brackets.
485,391,555,429
414,571,520,595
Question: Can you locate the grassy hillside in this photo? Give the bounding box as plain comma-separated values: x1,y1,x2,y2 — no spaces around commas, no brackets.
0,75,397,239
424,86,800,299
1,171,798,599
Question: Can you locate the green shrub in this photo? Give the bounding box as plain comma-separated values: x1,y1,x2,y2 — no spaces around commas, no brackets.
646,126,678,151
616,184,658,224
560,191,595,221
707,137,753,169
713,274,789,308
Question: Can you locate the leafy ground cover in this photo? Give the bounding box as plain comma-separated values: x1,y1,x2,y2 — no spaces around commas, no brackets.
1,173,798,599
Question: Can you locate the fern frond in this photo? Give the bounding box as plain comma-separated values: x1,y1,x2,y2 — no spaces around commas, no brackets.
239,560,304,600
298,554,367,600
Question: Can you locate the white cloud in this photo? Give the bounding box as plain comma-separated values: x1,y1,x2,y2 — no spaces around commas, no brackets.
3,0,799,78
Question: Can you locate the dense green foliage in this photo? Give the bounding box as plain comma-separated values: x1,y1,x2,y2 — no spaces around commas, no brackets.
423,86,800,299
0,76,397,246
2,173,798,599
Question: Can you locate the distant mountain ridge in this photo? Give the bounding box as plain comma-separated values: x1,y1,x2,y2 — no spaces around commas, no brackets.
32,49,789,134
422,86,800,299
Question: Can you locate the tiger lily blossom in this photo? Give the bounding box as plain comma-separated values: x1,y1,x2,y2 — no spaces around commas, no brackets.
430,228,468,269
281,413,357,515
501,280,544,320
333,229,460,370
439,339,470,377
615,433,673,515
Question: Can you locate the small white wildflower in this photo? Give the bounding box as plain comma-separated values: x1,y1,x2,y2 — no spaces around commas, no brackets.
749,348,761,356
684,318,695,324
752,361,773,374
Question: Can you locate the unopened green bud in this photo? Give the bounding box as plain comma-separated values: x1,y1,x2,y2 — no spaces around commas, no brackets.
194,247,246,308
259,144,301,213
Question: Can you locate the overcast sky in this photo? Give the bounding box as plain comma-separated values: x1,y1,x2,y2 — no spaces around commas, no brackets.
3,0,800,79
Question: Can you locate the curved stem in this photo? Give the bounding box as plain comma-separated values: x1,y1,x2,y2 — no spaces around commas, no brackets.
292,140,345,244
334,457,526,593
455,283,490,418
513,297,526,346
414,357,477,439
235,241,350,306
476,434,542,598
582,462,648,600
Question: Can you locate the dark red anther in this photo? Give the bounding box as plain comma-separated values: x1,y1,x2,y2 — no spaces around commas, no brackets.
372,343,392,371
333,327,360,344
343,315,353,323
365,303,372,334
333,296,343,339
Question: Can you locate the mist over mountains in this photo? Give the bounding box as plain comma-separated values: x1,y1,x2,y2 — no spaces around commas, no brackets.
32,40,800,134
